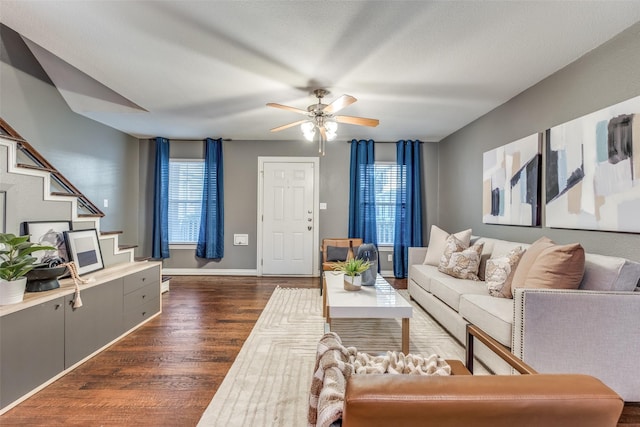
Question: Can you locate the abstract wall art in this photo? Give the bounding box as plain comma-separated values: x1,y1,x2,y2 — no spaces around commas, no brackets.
546,95,640,232
483,133,541,226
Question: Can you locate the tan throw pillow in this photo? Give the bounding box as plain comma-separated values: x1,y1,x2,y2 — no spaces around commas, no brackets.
485,246,525,298
511,236,554,289
523,243,585,290
423,225,472,266
438,235,484,280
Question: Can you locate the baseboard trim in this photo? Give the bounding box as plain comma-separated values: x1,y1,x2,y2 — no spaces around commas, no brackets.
162,268,259,276
163,268,394,278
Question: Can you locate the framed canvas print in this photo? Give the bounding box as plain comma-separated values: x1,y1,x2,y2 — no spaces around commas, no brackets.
64,229,104,275
545,95,640,232
482,133,542,226
24,220,72,264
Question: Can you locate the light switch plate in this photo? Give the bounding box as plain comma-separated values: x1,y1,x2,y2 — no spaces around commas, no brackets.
234,234,249,245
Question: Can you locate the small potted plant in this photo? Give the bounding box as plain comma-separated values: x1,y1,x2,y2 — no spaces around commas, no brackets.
0,233,55,305
332,257,372,291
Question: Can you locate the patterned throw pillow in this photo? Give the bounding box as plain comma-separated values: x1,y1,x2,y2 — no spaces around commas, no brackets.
485,246,525,298
438,235,484,280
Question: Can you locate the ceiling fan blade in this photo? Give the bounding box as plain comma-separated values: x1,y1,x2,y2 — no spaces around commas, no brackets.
266,103,309,115
322,94,357,114
270,119,308,132
335,115,380,127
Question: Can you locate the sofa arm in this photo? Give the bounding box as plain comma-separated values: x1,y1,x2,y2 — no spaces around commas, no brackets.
407,247,428,284
408,246,427,267
342,373,623,427
513,288,640,402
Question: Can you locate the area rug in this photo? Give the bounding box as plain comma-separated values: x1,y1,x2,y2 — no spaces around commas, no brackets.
197,287,478,427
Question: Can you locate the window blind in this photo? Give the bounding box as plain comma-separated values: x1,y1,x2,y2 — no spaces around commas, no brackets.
168,160,204,243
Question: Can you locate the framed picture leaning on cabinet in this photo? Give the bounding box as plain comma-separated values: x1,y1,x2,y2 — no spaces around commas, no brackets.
64,229,104,275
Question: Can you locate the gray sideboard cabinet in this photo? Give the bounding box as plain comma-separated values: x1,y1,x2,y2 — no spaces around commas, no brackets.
0,297,65,409
0,261,162,414
64,278,125,368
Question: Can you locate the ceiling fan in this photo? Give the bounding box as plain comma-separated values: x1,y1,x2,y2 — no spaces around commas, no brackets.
266,89,379,155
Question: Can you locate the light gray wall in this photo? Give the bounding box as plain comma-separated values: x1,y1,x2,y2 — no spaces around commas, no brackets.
438,22,640,261
0,24,139,244
139,139,439,271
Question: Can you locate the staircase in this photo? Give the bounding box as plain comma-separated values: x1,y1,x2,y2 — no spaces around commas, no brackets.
0,117,134,266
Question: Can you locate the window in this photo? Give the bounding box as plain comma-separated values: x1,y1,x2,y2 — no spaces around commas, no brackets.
373,163,405,245
168,159,204,244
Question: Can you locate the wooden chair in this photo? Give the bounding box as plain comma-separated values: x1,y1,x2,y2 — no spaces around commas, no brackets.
321,238,363,271
320,238,363,295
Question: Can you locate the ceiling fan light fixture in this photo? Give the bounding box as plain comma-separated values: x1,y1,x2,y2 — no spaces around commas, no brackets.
300,121,316,141
325,120,338,141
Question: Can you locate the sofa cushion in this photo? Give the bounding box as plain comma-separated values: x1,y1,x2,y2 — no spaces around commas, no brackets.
581,253,640,291
409,264,439,292
470,237,495,281
429,275,489,312
438,235,483,280
519,243,585,290
459,294,514,347
423,225,472,266
485,246,525,298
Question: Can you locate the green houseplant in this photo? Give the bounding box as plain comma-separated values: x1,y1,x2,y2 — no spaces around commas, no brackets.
0,233,55,305
332,257,372,291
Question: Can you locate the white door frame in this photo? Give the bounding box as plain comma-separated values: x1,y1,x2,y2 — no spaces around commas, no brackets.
257,156,320,277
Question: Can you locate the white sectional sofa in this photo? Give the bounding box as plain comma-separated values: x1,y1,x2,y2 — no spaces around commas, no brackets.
408,235,640,402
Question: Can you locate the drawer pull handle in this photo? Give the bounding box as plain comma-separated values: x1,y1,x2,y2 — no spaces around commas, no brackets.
142,311,147,316
142,277,146,281
55,304,61,310
142,294,146,299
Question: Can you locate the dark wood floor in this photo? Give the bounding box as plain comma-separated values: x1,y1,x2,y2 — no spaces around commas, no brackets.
1,276,638,426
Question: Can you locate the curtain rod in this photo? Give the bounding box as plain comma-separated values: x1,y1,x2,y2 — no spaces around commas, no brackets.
148,138,233,142
346,140,426,143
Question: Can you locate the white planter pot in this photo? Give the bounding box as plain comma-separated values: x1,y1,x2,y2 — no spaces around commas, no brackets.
343,274,362,291
0,277,27,305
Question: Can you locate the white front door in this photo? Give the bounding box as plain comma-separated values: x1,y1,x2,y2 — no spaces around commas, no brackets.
259,159,317,275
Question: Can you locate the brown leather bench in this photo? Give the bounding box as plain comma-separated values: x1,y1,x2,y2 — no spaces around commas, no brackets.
341,325,624,427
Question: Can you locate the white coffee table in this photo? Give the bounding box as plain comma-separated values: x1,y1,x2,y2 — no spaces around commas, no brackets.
323,271,413,354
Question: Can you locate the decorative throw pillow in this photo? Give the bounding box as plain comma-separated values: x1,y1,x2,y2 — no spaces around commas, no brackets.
438,235,484,280
438,234,467,268
423,225,472,266
485,246,525,298
326,246,349,262
522,243,585,290
510,236,554,288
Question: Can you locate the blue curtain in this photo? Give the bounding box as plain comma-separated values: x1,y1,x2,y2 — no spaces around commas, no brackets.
152,137,170,259
393,140,424,278
196,138,224,259
348,139,377,246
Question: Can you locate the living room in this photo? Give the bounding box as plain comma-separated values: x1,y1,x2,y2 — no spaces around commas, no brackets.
1,2,640,426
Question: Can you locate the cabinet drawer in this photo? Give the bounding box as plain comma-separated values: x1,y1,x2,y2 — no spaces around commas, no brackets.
123,297,160,331
124,281,160,312
123,265,161,294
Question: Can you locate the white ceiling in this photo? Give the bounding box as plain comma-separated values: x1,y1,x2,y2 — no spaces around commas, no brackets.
2,1,640,142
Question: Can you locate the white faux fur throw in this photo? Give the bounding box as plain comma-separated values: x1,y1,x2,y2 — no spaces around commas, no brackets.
308,332,451,427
